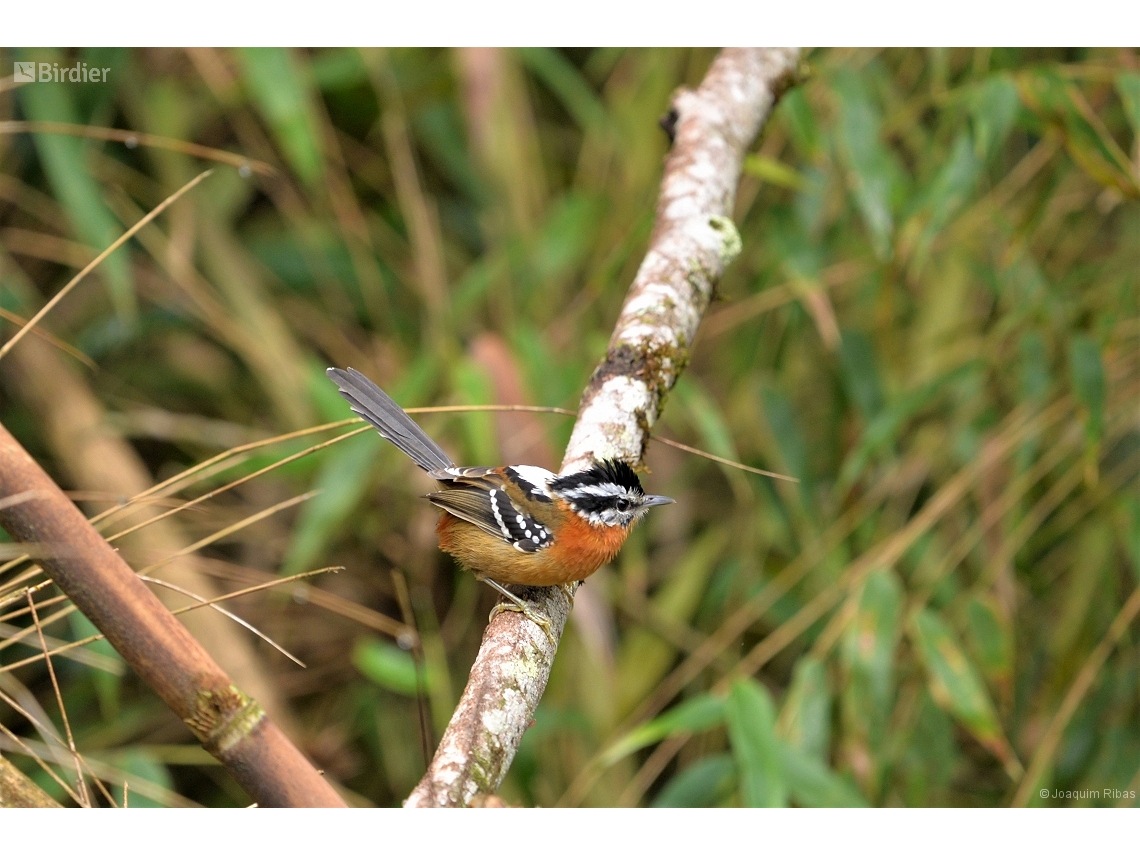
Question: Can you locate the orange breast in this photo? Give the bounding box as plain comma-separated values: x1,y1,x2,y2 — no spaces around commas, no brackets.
435,507,630,587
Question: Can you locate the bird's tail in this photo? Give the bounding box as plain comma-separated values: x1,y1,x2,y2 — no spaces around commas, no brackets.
327,367,455,473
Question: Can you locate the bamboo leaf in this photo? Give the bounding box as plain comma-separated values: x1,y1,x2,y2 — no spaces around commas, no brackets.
1116,71,1140,139
601,693,725,767
778,743,867,807
451,357,499,465
761,386,812,496
726,678,786,807
912,131,982,253
779,87,821,159
111,750,175,808
236,48,326,187
1051,521,1113,659
353,637,419,696
675,377,740,463
517,47,610,135
837,360,982,491
841,568,902,755
615,529,727,714
1018,67,1137,195
1070,335,1106,446
744,154,807,190
965,594,1014,688
778,656,831,761
16,50,136,319
281,433,377,575
969,74,1021,160
838,329,884,420
833,72,908,259
910,608,1015,768
651,753,737,807
1019,331,1052,403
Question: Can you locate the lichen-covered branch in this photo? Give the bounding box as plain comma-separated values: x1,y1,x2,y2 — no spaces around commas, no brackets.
405,47,801,808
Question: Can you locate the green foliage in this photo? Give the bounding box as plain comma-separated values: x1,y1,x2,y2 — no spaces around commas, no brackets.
0,47,1136,808
601,693,726,767
910,609,1014,771
111,750,175,809
651,753,736,807
353,638,421,696
778,657,831,761
16,49,135,319
726,678,786,807
841,569,902,779
1069,334,1106,446
235,48,326,187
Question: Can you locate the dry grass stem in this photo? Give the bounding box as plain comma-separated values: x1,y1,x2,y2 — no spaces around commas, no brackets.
0,169,214,362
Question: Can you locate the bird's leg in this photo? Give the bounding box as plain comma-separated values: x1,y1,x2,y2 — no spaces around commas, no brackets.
481,578,557,644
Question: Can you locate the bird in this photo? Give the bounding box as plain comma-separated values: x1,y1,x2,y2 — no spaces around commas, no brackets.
327,367,674,640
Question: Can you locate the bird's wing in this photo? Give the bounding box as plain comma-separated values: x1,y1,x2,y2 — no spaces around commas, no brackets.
426,480,548,553
425,486,506,541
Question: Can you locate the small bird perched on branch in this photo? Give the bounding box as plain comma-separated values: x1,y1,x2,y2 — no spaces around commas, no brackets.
328,367,673,639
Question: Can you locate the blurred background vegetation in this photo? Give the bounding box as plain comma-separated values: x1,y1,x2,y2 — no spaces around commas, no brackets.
0,47,1137,808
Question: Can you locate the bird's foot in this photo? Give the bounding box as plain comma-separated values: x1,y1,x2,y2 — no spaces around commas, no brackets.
481,578,557,644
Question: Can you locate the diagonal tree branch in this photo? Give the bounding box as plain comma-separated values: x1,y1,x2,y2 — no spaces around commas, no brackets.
405,47,802,808
0,752,61,807
0,421,346,808
1,332,303,740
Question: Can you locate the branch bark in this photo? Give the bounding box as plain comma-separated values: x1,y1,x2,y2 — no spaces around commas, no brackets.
1,333,300,739
405,47,801,808
0,422,346,807
0,753,61,807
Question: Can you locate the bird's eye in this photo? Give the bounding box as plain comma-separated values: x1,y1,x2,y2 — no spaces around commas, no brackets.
615,497,631,511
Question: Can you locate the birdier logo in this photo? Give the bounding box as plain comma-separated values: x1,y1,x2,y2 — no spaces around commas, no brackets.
13,61,110,83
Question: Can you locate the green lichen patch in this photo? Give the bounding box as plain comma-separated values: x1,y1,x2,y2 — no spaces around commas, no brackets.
589,340,692,404
184,684,265,754
708,215,742,263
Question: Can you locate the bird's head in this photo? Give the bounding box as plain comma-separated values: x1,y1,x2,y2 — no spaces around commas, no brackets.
549,459,674,528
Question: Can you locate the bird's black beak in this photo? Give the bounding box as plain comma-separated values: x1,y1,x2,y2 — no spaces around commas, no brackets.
641,494,675,508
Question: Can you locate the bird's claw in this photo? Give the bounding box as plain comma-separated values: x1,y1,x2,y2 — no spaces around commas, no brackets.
489,600,557,645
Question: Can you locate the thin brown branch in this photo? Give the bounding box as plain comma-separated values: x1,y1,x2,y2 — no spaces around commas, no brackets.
0,687,84,804
0,421,346,807
90,420,359,529
650,435,798,481
0,169,213,362
1011,575,1140,806
103,429,368,545
194,558,413,641
0,307,96,369
138,576,307,668
0,120,275,176
26,591,89,806
135,490,317,576
2,335,306,737
405,47,802,808
0,566,338,675
0,725,76,811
